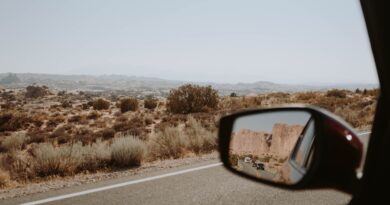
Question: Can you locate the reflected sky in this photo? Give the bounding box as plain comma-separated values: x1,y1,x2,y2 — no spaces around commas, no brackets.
233,111,311,133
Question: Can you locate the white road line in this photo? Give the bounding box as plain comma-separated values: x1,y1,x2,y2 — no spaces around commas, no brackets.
21,162,223,205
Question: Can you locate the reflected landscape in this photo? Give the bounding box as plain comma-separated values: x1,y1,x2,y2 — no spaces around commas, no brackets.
229,111,314,184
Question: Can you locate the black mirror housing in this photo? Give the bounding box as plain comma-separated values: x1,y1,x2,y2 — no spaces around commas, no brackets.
218,105,363,194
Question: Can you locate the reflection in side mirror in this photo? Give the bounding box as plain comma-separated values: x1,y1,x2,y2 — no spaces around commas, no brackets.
228,111,315,185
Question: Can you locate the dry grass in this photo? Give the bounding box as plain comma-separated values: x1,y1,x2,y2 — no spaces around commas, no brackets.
32,143,82,177
0,168,10,188
184,117,217,154
1,132,28,151
111,136,146,167
148,126,188,160
78,141,111,171
0,85,379,186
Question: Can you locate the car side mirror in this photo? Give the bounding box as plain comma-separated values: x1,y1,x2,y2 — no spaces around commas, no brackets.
218,106,363,194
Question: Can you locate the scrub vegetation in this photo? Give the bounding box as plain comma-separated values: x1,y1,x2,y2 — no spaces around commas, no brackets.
0,84,378,187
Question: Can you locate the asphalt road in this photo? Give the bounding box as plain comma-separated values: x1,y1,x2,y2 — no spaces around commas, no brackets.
237,160,275,180
1,132,370,205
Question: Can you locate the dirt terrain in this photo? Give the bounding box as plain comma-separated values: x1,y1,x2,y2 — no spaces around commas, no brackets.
0,84,378,197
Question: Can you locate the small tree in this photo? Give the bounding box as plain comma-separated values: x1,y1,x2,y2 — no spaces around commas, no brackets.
230,92,238,97
167,84,218,114
144,96,158,110
92,98,110,110
326,89,347,98
119,98,138,113
25,85,49,98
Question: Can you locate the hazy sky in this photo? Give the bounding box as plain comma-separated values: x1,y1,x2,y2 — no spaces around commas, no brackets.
233,111,311,133
0,0,378,84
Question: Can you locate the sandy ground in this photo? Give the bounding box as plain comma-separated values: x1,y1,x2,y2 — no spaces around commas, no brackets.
0,152,219,200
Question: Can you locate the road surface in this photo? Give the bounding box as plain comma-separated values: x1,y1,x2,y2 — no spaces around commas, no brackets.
237,159,275,180
1,132,370,205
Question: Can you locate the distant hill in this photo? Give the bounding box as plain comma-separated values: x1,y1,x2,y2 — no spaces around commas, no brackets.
0,73,379,96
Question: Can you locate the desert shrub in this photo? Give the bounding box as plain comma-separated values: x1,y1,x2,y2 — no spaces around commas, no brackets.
61,100,72,108
0,112,30,132
230,92,238,97
326,89,347,98
268,92,290,98
144,96,158,110
57,90,67,96
81,103,90,110
355,88,362,93
296,92,318,101
1,132,28,151
229,154,239,167
148,127,187,160
27,129,48,144
184,117,217,154
112,116,148,138
110,136,146,167
32,143,82,177
77,141,111,172
119,98,138,113
144,117,153,125
166,84,218,114
68,115,83,123
25,85,49,98
76,127,96,145
87,111,100,119
92,98,110,110
0,168,10,187
364,88,380,96
99,128,116,140
1,151,32,180
51,126,69,138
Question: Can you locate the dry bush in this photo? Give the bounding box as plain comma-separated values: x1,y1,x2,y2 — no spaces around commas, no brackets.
25,85,49,98
148,127,187,160
167,84,218,114
27,129,48,144
92,98,110,110
87,111,101,120
68,115,86,123
1,151,32,180
75,127,96,145
0,112,30,132
111,136,146,167
144,96,158,110
0,168,10,188
98,128,116,140
77,141,111,172
154,114,186,132
112,116,148,138
184,117,217,154
32,143,82,177
295,92,318,101
267,92,290,98
46,115,65,129
61,100,72,108
81,103,90,110
1,132,28,151
326,89,347,98
119,98,138,113
144,117,153,125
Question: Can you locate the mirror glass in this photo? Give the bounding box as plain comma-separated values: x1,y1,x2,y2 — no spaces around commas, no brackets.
229,110,316,184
